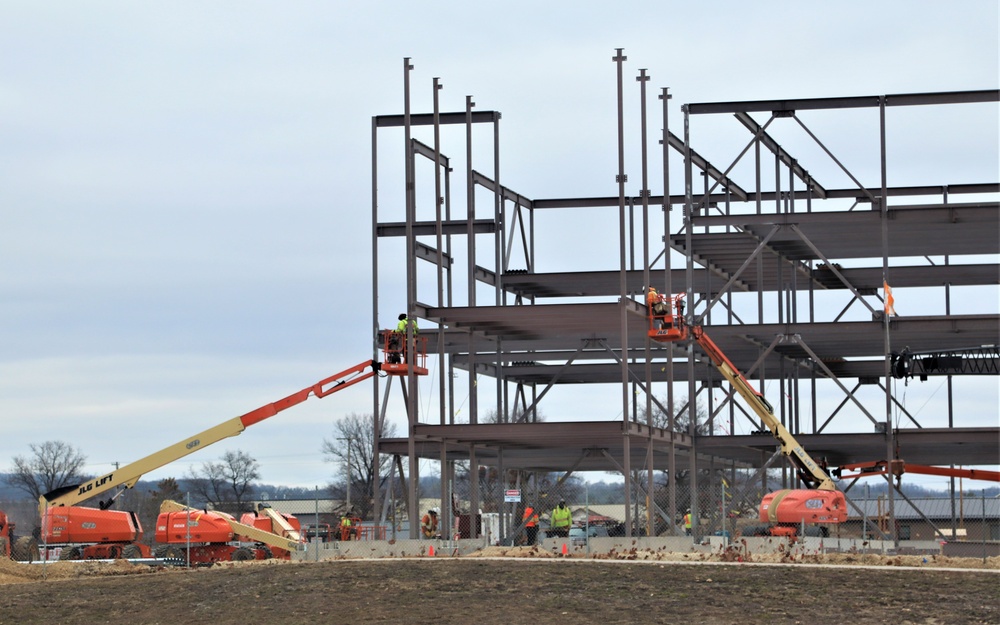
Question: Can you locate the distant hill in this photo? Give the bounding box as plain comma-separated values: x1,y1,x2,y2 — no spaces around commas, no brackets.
3,473,989,506
0,473,323,505
0,476,25,501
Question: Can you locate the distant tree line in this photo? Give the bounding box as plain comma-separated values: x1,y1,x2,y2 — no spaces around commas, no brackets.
4,431,996,542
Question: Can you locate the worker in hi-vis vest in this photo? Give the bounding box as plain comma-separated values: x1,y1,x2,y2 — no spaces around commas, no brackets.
549,500,572,538
523,505,540,545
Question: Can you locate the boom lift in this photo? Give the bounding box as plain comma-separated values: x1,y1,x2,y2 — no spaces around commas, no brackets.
833,460,1000,485
238,503,304,559
39,342,426,560
648,292,847,537
154,500,304,564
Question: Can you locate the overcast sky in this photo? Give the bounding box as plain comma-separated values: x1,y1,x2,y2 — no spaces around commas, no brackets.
1,2,997,491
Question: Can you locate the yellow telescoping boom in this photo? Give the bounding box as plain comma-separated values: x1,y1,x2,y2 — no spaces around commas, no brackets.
39,360,381,517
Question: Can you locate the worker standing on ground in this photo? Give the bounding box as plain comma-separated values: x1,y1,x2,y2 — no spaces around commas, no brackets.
421,508,438,539
523,504,539,545
684,509,693,536
549,500,572,538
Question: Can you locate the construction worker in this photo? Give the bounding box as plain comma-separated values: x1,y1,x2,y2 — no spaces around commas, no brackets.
646,285,660,308
421,508,438,539
396,313,418,362
549,499,572,538
684,509,693,536
646,286,669,326
340,513,353,541
396,313,418,335
523,504,539,545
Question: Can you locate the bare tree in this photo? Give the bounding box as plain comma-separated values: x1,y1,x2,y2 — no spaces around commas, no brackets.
7,441,87,502
321,412,397,519
185,450,260,514
637,396,775,533
640,395,710,435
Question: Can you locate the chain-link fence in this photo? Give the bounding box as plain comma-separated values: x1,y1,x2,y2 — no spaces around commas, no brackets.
4,480,997,564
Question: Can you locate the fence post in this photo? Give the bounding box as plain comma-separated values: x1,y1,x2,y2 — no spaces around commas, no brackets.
983,490,988,564
315,485,320,562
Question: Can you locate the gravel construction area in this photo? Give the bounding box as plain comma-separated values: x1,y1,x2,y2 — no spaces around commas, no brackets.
1,550,998,625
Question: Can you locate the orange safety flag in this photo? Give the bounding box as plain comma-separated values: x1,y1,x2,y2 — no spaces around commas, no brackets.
883,281,896,316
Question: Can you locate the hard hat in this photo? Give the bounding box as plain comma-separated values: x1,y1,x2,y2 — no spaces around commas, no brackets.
429,507,438,514
398,313,407,320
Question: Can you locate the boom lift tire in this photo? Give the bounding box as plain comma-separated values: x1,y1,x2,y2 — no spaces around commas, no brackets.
739,524,771,537
231,547,255,561
122,544,144,559
0,536,7,558
11,536,39,562
59,546,83,561
154,545,185,559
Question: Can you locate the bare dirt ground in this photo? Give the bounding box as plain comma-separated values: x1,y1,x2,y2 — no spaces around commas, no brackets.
1,549,997,625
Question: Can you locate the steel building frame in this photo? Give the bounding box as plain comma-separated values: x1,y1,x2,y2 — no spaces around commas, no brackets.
371,55,999,540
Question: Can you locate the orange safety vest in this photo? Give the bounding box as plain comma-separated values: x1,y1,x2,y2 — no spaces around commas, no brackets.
523,506,538,527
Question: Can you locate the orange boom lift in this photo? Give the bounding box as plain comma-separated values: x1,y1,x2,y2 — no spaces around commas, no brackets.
648,291,846,538
38,331,427,561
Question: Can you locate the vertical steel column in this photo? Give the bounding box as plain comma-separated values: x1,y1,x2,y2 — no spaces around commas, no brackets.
774,145,784,481
370,116,382,524
788,158,802,448
433,78,445,428
637,67,654,537
432,77,450,532
660,86,678,533
494,115,505,429
754,134,765,498
466,95,477,306
682,102,699,538
465,95,480,538
613,48,632,538
402,57,420,539
878,96,897,545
